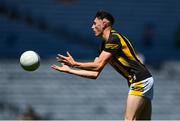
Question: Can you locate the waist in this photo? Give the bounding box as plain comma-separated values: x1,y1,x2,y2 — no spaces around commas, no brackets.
128,73,152,85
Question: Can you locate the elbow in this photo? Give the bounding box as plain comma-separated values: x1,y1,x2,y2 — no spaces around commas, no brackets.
94,64,104,71
90,71,99,79
90,76,97,79
91,75,98,79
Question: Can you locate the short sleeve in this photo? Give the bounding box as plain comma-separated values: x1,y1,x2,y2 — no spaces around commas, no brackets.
104,34,121,54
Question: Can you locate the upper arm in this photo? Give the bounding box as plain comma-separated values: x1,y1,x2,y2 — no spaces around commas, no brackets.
95,34,121,70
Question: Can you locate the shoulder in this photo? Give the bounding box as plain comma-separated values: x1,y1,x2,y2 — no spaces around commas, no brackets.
108,32,120,44
104,31,122,51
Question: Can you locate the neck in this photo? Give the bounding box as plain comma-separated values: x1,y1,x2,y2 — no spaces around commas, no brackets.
102,26,112,41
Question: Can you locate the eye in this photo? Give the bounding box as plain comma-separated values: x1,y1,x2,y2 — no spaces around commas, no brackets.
93,21,96,25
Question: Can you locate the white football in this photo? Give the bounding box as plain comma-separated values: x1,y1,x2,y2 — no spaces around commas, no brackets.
20,50,40,71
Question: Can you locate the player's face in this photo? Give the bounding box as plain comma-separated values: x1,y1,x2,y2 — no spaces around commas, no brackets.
91,18,104,37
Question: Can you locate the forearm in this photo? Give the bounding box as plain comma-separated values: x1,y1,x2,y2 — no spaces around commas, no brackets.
74,61,102,71
58,51,111,71
68,68,99,79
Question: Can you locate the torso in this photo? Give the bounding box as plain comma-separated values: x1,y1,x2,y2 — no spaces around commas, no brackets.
100,29,152,86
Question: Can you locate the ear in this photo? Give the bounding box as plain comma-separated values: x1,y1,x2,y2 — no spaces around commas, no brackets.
103,21,107,28
102,19,109,29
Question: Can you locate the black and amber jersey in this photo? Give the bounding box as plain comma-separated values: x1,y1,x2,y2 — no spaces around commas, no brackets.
100,29,152,86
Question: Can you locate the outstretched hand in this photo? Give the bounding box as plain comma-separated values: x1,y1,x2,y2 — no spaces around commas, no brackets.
56,52,76,67
51,63,71,73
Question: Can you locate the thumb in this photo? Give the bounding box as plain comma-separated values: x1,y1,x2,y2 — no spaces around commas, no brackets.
66,51,72,57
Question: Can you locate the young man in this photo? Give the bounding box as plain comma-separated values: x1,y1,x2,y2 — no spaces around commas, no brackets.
51,10,154,120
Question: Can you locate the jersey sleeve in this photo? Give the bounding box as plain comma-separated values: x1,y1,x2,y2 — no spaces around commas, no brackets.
104,34,121,54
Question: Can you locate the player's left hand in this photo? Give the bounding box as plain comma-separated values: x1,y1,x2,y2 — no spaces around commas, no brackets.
51,63,70,73
56,51,76,67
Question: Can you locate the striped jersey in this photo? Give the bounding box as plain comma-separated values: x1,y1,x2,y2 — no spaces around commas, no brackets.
100,29,152,86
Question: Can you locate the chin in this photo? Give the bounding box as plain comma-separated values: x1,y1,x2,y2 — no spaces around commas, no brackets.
94,32,101,37
93,31,101,37
95,34,99,37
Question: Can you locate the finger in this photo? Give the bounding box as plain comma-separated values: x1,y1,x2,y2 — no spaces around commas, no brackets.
51,64,59,70
59,62,70,67
57,58,69,64
57,54,67,59
56,56,64,61
56,56,67,62
51,64,56,67
56,56,60,60
51,64,59,68
66,51,72,57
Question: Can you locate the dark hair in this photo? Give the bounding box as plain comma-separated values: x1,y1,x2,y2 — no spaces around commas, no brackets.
95,10,114,25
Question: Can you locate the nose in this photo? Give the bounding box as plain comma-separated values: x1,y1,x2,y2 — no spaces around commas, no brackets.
91,24,94,29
